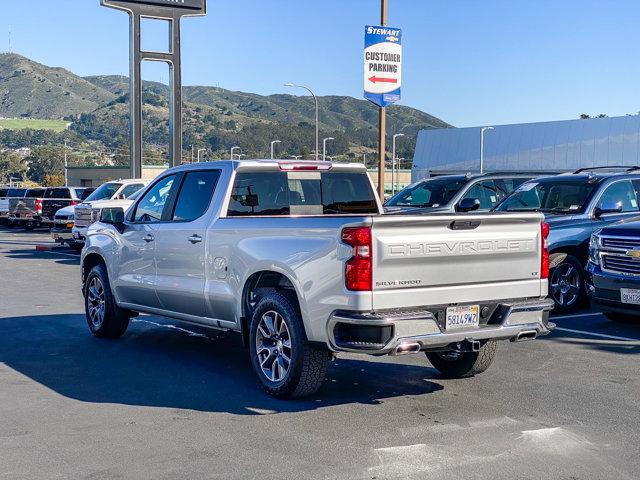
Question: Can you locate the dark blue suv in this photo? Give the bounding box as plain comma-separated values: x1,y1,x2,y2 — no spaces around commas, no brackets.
494,167,640,312
585,220,640,323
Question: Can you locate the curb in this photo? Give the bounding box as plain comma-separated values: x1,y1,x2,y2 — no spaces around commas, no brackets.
35,244,54,251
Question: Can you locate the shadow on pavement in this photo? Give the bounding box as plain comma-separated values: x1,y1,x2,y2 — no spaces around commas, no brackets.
4,248,79,266
0,314,443,414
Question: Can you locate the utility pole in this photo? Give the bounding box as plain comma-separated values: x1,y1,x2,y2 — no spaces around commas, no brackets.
377,0,388,200
64,140,68,186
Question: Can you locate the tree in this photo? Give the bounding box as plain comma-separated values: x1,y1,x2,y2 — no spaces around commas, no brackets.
25,145,65,184
0,149,28,183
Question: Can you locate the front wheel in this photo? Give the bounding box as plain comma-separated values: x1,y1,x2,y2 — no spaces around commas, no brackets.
249,291,331,399
426,340,497,378
84,264,130,339
549,254,585,313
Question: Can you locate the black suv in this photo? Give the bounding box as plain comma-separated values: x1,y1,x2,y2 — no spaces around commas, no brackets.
495,166,640,312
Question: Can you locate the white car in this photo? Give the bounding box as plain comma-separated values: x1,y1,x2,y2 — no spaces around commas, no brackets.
72,180,148,245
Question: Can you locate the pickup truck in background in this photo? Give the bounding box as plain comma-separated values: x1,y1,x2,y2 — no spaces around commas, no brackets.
9,187,93,230
81,160,553,398
73,179,148,245
0,187,27,226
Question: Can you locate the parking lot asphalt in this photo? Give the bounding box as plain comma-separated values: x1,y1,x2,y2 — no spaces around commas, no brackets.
0,227,638,480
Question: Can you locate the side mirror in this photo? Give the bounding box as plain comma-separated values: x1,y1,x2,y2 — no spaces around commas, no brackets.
100,207,125,231
116,193,126,200
457,198,481,213
594,201,623,218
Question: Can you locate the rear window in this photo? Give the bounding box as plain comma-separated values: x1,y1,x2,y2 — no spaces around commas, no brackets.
45,188,72,199
26,189,45,198
7,189,26,197
227,171,378,216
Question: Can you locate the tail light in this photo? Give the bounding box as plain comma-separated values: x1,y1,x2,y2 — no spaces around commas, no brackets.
35,198,43,215
541,222,549,279
70,201,78,206
342,227,372,291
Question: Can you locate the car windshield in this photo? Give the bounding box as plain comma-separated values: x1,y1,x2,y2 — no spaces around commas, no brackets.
495,179,597,214
84,183,122,202
385,177,467,208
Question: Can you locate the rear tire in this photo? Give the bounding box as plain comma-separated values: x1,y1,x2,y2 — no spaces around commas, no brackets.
249,291,331,399
603,312,639,324
84,264,130,339
426,340,497,378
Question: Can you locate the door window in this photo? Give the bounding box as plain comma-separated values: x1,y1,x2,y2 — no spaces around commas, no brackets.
133,175,176,223
171,171,220,222
597,181,639,213
462,180,500,209
120,184,145,199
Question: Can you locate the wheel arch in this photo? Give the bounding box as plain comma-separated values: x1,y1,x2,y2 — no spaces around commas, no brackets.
82,252,107,289
239,270,303,348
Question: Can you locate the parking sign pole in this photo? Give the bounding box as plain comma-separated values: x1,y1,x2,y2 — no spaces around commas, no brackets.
377,0,388,200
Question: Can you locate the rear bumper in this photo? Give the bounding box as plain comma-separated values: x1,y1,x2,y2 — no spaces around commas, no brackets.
327,297,555,355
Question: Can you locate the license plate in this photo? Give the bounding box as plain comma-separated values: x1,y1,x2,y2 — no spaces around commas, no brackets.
621,288,640,305
445,305,480,330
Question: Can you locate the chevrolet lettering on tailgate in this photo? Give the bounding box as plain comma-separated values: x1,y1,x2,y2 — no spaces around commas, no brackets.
387,238,536,257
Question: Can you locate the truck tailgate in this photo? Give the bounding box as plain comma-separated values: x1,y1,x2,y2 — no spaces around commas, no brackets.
9,198,36,217
371,213,544,310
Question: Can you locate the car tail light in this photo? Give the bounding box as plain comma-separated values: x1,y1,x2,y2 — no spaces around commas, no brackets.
35,198,43,215
342,227,372,291
70,201,78,206
541,222,549,279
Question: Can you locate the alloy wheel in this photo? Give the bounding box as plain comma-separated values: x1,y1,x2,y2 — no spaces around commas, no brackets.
255,310,292,382
87,277,106,329
550,263,581,307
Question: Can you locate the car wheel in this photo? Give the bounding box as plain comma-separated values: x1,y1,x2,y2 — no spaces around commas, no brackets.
549,254,585,313
249,291,331,399
84,264,130,339
425,340,498,378
603,312,639,324
426,340,497,378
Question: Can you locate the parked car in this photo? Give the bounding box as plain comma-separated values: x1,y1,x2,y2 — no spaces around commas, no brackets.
73,179,148,245
0,187,27,226
9,187,93,230
384,172,541,213
81,160,553,398
494,166,640,312
51,205,82,251
585,219,640,323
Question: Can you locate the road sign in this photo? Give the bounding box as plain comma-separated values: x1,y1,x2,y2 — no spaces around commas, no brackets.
364,25,402,108
102,0,206,12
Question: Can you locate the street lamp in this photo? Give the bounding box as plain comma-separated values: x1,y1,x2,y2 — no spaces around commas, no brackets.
323,137,334,162
480,126,494,174
270,140,281,160
392,133,405,195
230,146,241,160
291,155,302,160
197,148,206,162
285,83,319,161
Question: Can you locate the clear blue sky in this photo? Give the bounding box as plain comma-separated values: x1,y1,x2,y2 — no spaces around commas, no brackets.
0,0,638,127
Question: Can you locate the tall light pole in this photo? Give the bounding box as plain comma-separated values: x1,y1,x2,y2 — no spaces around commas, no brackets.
197,148,206,162
285,83,319,161
230,146,241,160
323,137,334,162
480,126,494,174
392,133,405,195
291,155,302,160
270,140,281,160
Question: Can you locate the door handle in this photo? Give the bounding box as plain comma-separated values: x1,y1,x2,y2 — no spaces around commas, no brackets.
188,234,203,244
143,234,154,243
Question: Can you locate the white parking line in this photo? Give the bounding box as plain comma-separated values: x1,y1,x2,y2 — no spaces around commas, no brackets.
552,312,602,320
554,327,640,343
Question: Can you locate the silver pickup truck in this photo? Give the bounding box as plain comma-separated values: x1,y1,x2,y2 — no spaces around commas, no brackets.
81,160,553,398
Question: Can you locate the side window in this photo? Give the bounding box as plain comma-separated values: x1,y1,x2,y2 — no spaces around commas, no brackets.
172,171,220,222
463,180,499,209
597,181,639,212
133,175,177,223
120,184,144,199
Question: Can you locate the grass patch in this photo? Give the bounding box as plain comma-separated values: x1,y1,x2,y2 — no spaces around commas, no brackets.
0,118,69,132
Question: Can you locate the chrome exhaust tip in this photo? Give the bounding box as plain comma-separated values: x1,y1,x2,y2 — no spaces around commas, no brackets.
392,342,421,356
515,330,537,342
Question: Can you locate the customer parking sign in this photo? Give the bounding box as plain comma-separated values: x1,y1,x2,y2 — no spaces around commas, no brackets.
364,25,402,108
